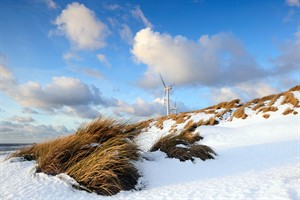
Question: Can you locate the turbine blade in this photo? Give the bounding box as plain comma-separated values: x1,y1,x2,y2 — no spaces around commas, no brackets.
160,74,166,88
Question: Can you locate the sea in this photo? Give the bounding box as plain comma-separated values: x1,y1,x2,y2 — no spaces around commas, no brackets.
0,143,33,156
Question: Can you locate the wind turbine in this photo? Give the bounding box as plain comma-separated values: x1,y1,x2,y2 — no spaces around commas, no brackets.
172,99,179,115
160,74,173,116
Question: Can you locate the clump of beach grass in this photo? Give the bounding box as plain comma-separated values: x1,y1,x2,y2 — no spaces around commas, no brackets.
11,117,142,196
150,131,216,162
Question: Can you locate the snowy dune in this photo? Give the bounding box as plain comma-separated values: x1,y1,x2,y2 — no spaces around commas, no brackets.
0,88,299,200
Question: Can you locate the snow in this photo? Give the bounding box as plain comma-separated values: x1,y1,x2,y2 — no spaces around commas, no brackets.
1,113,299,200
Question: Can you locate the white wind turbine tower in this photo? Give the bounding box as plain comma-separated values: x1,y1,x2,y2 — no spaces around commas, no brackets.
172,99,178,115
160,74,173,116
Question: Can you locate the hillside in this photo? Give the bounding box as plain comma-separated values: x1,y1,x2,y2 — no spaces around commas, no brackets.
141,85,299,131
0,85,299,200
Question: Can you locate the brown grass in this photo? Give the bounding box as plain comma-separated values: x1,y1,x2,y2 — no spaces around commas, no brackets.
288,85,300,92
11,117,142,195
252,102,265,111
262,114,270,119
232,107,248,119
282,108,294,115
150,132,216,162
267,94,281,107
281,92,299,107
154,116,169,129
258,106,278,113
66,136,140,195
293,111,298,115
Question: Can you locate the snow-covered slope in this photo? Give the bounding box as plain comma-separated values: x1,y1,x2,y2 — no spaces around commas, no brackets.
1,86,299,200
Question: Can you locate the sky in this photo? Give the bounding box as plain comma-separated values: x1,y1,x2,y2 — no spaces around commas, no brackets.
0,0,299,143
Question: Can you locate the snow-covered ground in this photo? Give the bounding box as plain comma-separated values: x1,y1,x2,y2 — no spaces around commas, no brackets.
1,113,299,200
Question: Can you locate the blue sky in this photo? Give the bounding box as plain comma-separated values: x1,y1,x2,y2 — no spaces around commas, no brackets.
1,0,299,143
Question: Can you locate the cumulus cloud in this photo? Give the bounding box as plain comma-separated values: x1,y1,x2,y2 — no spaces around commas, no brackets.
210,82,278,104
10,116,35,123
210,87,240,103
131,6,153,28
0,120,73,143
115,97,165,118
286,0,300,7
53,2,108,50
1,66,117,119
132,28,266,88
272,28,300,74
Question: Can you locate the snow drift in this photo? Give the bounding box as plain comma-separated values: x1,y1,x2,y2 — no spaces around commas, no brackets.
1,85,299,200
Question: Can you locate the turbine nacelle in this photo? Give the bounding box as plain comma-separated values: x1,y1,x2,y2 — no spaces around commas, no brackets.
160,74,174,116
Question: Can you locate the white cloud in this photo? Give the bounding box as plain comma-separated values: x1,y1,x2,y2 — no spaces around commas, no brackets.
82,68,104,80
15,76,105,109
104,3,121,10
131,6,153,28
115,97,165,118
45,0,59,9
0,64,17,92
286,0,300,7
54,2,108,50
132,28,266,88
120,24,134,44
62,51,81,61
0,65,116,119
211,87,240,103
210,82,278,104
96,54,111,67
0,120,73,143
10,116,35,123
272,28,300,74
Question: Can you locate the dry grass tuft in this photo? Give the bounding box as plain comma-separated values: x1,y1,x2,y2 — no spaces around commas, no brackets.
282,108,294,115
258,106,278,113
11,117,142,196
281,92,299,107
150,132,216,162
66,136,140,195
267,94,281,107
252,102,265,111
154,116,169,129
288,85,300,92
293,111,298,115
263,114,270,119
232,107,248,119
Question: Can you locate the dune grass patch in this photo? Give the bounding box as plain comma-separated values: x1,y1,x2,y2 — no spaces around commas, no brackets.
11,117,142,195
150,131,216,162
